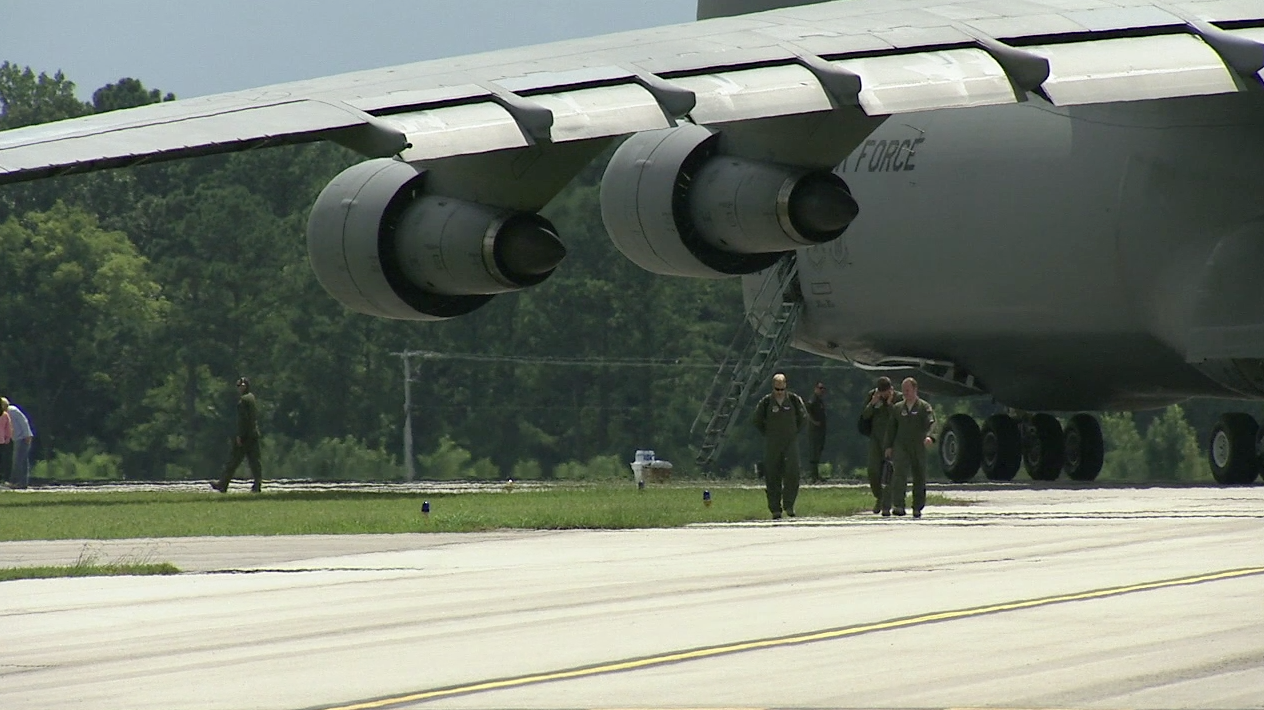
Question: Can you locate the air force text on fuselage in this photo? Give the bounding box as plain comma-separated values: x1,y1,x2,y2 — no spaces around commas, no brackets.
847,135,927,174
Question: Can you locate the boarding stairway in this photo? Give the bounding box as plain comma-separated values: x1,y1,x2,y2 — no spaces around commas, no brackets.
692,253,804,472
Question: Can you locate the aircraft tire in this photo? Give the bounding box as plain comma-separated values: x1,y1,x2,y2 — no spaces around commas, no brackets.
1063,413,1104,482
1209,413,1261,485
981,414,1021,481
939,413,982,483
1023,413,1065,481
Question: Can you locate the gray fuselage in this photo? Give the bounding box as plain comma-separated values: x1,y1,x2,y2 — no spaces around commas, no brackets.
776,93,1264,411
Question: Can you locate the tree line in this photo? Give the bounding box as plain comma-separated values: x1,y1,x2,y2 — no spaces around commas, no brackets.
1,61,1252,484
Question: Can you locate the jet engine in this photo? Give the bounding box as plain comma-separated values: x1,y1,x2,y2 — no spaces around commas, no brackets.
600,124,858,278
307,158,566,320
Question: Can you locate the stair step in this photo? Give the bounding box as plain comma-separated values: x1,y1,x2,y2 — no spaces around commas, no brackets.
691,255,803,470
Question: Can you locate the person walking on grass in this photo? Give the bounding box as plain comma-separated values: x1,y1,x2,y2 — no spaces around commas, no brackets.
211,376,263,494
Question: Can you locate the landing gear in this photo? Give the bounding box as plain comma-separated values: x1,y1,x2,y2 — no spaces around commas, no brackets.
1209,413,1261,485
980,414,1022,481
943,411,1102,484
939,413,982,482
1062,413,1104,481
1023,413,1065,481
934,405,1264,486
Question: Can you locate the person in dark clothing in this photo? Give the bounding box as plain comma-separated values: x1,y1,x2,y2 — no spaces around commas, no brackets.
752,373,808,519
806,382,827,481
860,376,897,513
211,376,263,493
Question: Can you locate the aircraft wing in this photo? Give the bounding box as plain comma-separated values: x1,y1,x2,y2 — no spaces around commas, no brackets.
3,0,1264,185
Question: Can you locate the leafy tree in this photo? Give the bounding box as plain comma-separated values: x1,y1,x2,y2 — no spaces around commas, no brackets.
1143,405,1207,482
1098,412,1148,481
0,204,166,460
418,435,497,480
264,435,399,481
91,77,174,113
511,459,544,480
123,185,295,473
553,454,628,480
0,61,89,129
0,67,181,225
32,446,124,481
123,364,223,479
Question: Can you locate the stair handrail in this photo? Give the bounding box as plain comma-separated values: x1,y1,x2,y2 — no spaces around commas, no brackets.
692,254,803,469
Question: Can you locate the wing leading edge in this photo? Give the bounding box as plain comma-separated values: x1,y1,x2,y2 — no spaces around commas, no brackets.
3,0,1264,185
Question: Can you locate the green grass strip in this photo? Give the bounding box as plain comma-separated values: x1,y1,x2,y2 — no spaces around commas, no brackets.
0,485,960,540
0,563,181,582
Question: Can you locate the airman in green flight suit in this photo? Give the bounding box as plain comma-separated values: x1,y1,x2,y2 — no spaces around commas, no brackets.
211,376,263,494
860,376,897,514
752,373,807,519
882,377,937,518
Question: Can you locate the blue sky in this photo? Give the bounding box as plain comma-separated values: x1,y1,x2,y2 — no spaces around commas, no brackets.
4,0,699,99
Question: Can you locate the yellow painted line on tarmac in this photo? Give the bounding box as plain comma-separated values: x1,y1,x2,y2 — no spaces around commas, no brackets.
323,566,1264,710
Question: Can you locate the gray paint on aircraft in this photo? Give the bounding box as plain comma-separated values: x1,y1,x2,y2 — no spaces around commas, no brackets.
784,93,1264,410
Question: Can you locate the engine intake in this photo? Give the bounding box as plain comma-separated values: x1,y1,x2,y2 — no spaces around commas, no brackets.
307,159,565,320
600,124,857,278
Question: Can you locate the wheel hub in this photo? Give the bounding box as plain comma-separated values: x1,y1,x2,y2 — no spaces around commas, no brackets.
982,432,998,468
1025,440,1042,467
1212,430,1232,468
1065,430,1081,469
942,431,959,467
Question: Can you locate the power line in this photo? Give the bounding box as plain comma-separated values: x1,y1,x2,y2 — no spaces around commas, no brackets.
394,349,717,369
408,405,660,413
391,350,853,370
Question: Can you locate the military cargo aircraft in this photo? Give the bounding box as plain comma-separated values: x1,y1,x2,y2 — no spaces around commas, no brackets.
4,0,1264,485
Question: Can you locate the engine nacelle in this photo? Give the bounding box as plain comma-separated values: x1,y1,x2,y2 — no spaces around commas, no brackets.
600,124,858,279
307,159,565,320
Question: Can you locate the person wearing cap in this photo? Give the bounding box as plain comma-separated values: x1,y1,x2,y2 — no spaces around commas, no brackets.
1,397,34,489
752,373,807,519
882,377,937,518
859,377,897,514
211,376,263,493
806,382,828,482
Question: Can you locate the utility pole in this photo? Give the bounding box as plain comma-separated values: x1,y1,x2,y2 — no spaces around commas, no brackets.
400,351,415,482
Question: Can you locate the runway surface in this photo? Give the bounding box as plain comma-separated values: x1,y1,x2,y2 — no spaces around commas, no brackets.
1,484,1262,710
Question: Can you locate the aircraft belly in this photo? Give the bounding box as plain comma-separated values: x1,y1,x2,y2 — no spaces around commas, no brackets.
792,97,1264,409
806,103,1131,349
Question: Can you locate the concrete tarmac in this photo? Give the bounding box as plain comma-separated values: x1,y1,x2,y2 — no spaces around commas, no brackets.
1,484,1262,710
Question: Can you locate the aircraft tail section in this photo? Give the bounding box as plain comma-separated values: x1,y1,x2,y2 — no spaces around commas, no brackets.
697,0,830,20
